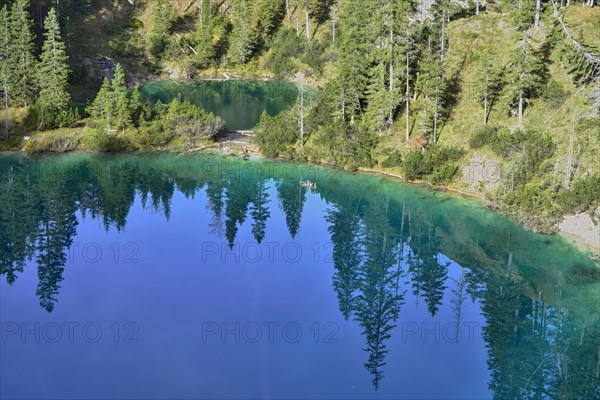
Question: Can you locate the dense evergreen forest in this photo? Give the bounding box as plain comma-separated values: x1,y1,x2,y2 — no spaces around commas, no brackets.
0,0,598,233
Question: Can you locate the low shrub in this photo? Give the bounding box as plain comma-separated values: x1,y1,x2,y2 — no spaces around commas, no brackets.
255,111,299,158
469,125,498,149
381,152,402,168
23,133,79,153
557,174,600,214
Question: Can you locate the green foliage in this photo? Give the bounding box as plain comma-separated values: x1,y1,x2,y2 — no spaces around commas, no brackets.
489,129,555,183
264,28,304,78
381,152,402,168
139,98,224,147
149,0,174,58
540,80,569,110
469,125,499,149
402,145,465,182
301,39,327,75
557,174,600,214
36,8,72,130
9,0,37,107
311,120,377,169
85,130,135,152
86,64,133,133
502,32,545,120
255,110,299,158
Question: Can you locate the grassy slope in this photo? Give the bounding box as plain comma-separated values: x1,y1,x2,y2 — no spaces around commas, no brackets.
376,6,599,197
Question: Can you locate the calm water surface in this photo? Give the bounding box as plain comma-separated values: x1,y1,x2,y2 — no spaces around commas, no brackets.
0,153,598,399
139,80,300,130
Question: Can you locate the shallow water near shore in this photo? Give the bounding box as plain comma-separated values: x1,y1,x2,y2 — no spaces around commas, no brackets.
0,152,598,399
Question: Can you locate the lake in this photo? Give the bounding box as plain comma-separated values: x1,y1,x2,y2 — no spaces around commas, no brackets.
0,152,598,399
139,80,301,130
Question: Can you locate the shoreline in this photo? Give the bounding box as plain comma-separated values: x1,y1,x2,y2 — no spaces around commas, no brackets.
2,145,598,255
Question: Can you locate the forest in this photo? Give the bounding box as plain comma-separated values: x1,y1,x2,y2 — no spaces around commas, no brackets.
0,0,599,233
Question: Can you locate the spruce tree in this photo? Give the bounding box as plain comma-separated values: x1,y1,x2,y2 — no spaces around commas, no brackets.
129,87,147,127
227,0,255,65
475,49,503,126
37,8,71,129
111,64,131,132
0,5,12,139
150,0,174,58
10,0,37,107
503,32,544,126
86,77,114,133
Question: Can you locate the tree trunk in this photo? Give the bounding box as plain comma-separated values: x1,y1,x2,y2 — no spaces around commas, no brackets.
3,80,8,140
484,87,488,126
332,20,336,44
406,51,410,142
518,92,524,126
300,77,305,149
389,28,394,126
441,12,445,62
306,10,310,41
534,0,542,28
434,89,438,142
565,114,575,189
286,0,290,22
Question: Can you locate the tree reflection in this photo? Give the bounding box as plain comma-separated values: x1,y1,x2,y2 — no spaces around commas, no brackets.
0,154,597,395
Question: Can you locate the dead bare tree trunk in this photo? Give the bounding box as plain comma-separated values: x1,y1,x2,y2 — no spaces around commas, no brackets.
306,10,310,41
565,114,575,189
518,91,524,126
286,0,290,22
406,50,410,142
389,27,394,126
3,80,8,140
534,0,542,28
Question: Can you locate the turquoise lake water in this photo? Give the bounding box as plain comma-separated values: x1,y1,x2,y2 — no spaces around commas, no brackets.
139,80,300,130
0,152,598,399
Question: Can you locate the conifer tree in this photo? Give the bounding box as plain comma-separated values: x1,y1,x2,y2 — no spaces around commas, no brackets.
150,0,174,58
86,64,132,133
86,78,114,133
227,0,254,65
10,0,37,107
503,32,544,126
111,64,131,131
37,8,71,129
475,50,503,126
0,6,11,139
129,87,147,127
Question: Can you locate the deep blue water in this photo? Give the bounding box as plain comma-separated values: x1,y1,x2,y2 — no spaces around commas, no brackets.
0,153,598,399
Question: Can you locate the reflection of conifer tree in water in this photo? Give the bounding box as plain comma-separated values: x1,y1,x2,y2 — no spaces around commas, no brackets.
276,179,307,238
80,159,138,231
205,180,227,237
325,201,363,320
0,162,39,285
250,179,271,244
353,199,405,390
224,178,253,248
34,173,79,313
408,219,448,317
451,267,466,337
478,255,552,399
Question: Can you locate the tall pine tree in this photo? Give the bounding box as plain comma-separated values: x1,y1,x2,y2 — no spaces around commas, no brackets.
503,32,544,127
0,5,11,139
10,0,37,107
37,8,71,130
